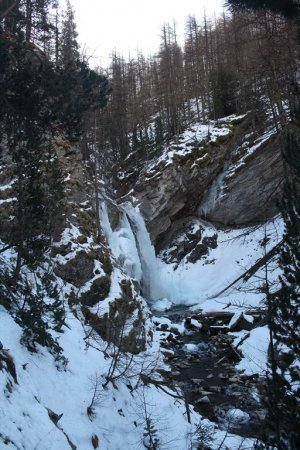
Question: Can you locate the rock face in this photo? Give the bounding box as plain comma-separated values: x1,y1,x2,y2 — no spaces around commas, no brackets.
118,116,284,247
0,133,149,354
130,136,235,244
198,131,283,226
83,280,147,354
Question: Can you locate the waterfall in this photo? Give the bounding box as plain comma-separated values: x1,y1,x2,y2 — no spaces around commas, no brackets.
100,202,142,282
198,163,229,218
100,201,164,302
121,202,165,302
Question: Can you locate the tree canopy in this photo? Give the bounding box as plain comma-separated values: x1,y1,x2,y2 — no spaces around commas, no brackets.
225,0,300,18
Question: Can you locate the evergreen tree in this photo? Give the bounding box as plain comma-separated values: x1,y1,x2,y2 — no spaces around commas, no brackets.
0,45,65,274
58,0,79,69
226,2,300,445
0,2,110,357
0,0,57,43
274,133,300,360
0,27,110,272
16,276,67,368
225,0,300,18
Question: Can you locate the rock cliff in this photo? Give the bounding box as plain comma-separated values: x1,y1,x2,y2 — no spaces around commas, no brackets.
116,114,284,249
0,136,150,354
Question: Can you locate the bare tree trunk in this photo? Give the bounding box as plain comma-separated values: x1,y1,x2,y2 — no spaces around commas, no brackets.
25,0,32,42
0,0,17,20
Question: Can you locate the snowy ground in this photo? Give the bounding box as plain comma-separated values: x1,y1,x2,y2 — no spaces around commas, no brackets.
154,217,283,379
157,216,283,309
0,301,259,450
101,198,283,399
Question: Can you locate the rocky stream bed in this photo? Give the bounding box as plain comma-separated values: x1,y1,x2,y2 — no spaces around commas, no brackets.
153,307,268,443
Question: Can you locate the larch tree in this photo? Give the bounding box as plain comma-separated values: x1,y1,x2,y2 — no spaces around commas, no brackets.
158,23,185,139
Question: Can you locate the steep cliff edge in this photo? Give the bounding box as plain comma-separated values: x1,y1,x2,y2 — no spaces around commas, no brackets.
115,114,284,248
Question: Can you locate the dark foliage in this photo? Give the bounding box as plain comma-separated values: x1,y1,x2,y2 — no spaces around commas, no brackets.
210,66,237,119
0,0,110,357
0,32,110,270
225,0,300,18
16,276,67,368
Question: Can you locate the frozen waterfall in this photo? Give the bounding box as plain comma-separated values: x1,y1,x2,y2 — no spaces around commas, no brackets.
198,163,229,218
100,201,165,302
122,202,166,302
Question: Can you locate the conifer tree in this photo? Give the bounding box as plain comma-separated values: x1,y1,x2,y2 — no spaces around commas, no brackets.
16,276,67,368
58,0,79,69
225,0,300,18
0,0,57,44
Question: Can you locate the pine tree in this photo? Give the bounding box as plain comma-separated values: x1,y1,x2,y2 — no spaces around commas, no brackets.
273,133,300,358
0,0,57,44
225,0,300,18
16,277,67,369
58,0,79,69
225,2,300,445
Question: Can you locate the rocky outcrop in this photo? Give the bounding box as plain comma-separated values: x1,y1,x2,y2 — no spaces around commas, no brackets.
118,116,284,247
0,132,149,354
82,280,148,353
198,131,283,226
131,134,236,243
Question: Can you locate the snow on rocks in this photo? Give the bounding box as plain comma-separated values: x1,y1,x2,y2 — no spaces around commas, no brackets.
152,298,174,312
225,408,251,425
234,326,270,376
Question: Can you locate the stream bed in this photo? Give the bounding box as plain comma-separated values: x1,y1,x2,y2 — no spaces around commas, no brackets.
154,307,267,442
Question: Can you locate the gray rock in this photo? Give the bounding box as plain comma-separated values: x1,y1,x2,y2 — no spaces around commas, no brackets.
192,378,204,385
196,396,210,404
199,132,283,226
208,386,222,393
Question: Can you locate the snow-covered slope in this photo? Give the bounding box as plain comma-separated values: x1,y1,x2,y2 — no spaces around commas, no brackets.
157,216,283,308
1,299,259,450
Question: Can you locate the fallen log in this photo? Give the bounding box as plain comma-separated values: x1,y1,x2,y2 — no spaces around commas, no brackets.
194,311,234,320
